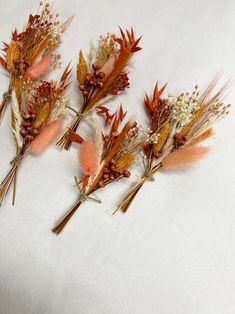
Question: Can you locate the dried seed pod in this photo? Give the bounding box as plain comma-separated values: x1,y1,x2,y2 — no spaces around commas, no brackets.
124,170,130,177
20,129,27,137
25,135,34,142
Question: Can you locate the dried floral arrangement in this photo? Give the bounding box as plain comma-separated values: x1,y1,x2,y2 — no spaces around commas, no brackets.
116,76,231,213
57,27,141,150
0,65,71,206
52,105,143,234
0,1,72,124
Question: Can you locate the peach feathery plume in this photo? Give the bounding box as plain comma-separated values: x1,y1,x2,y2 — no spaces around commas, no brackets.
30,120,63,154
79,139,98,176
162,145,209,169
25,55,53,80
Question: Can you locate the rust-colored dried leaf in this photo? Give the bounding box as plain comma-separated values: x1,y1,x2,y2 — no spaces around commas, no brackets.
77,50,88,85
153,122,170,156
0,56,8,70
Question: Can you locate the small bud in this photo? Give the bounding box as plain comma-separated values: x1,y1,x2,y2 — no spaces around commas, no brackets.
20,129,27,137
25,135,34,142
97,81,103,88
124,170,130,177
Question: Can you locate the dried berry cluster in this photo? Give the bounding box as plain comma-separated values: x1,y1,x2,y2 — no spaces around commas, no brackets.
20,107,39,142
99,159,130,187
110,72,129,95
79,64,105,98
173,133,187,149
34,81,53,103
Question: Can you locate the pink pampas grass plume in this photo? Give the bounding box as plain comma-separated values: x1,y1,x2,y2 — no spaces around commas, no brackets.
30,120,62,154
25,55,53,80
100,54,118,77
79,139,98,176
162,145,209,169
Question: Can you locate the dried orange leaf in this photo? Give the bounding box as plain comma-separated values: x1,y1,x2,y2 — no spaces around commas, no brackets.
153,122,170,156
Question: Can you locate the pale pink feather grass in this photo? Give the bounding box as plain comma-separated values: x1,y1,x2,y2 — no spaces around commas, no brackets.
162,145,209,169
30,120,62,154
100,54,118,77
79,139,98,176
25,55,53,80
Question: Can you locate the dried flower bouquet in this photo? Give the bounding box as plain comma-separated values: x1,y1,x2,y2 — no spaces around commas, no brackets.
53,105,143,234
0,1,72,124
0,65,71,206
56,27,141,150
116,76,231,213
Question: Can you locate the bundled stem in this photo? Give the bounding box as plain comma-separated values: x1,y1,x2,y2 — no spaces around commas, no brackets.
0,145,27,206
52,200,82,235
115,164,162,213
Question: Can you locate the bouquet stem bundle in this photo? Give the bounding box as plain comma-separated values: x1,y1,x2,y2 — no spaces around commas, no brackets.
0,145,28,205
52,200,82,235
115,164,162,213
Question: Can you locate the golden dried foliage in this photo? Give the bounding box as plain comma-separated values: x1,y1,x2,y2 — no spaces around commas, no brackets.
116,153,135,171
179,105,206,137
6,42,21,72
33,102,51,129
77,50,88,85
189,128,214,146
153,122,169,156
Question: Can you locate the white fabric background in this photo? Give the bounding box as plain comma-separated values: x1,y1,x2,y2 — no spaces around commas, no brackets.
0,0,235,313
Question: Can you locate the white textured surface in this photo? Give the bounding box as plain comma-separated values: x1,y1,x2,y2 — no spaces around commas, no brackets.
0,1,235,313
